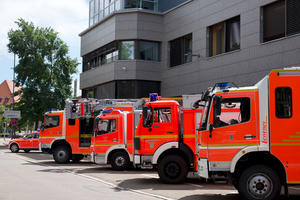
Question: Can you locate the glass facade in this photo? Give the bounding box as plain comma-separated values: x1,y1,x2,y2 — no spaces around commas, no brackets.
89,0,189,27
89,0,159,26
83,40,160,72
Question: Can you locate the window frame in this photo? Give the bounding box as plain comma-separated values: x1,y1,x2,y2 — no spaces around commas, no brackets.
169,33,193,67
44,116,60,129
213,97,251,129
209,16,240,57
97,118,117,135
275,87,293,119
153,107,172,123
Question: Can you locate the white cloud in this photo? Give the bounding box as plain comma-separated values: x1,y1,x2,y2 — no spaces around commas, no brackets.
0,0,89,95
0,0,89,59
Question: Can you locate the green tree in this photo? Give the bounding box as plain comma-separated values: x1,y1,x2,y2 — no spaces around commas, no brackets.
7,19,78,126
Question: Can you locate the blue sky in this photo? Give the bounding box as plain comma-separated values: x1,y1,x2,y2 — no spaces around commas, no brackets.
0,0,90,94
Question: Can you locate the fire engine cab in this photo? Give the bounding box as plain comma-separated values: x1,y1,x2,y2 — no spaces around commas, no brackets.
40,98,141,164
197,67,300,200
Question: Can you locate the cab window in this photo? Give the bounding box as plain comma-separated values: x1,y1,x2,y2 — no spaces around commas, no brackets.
214,98,250,128
275,87,292,118
24,134,34,139
44,116,60,129
97,119,116,135
154,107,171,123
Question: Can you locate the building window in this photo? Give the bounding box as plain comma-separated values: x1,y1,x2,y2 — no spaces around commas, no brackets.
89,0,158,27
275,87,292,118
209,16,240,57
263,0,300,42
138,41,159,61
120,41,135,60
170,33,193,67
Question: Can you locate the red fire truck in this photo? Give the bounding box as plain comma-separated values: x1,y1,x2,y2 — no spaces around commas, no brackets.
40,98,140,164
91,94,202,183
196,67,300,200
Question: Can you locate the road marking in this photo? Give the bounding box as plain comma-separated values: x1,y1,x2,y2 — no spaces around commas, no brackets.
11,153,175,200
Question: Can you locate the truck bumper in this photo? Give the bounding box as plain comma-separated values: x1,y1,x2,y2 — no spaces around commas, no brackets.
198,158,209,179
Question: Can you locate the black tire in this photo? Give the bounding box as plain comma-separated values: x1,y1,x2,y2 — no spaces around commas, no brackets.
72,154,84,163
110,151,130,170
53,145,71,164
158,155,188,184
24,149,30,153
10,143,19,153
238,165,281,200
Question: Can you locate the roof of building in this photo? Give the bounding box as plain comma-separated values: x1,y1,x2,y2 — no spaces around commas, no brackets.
0,80,22,105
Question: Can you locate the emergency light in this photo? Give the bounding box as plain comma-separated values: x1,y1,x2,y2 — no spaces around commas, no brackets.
150,93,159,101
217,82,230,90
103,108,115,113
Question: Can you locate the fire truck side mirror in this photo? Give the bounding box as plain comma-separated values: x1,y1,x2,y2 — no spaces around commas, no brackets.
143,107,153,128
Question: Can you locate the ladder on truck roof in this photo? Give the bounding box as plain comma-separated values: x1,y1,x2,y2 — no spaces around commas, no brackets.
65,98,145,119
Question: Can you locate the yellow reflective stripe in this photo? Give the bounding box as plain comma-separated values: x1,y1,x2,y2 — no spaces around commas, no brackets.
288,181,300,184
72,153,90,155
283,139,300,142
290,136,300,138
296,132,300,134
80,134,93,138
135,135,178,139
183,134,195,138
94,143,121,146
216,89,258,94
201,143,257,147
272,143,300,146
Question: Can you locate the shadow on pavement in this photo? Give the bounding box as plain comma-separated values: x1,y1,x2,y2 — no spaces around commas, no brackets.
115,178,234,191
177,194,239,200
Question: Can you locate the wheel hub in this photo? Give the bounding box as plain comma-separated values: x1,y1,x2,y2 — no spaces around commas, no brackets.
248,174,272,198
58,151,66,158
115,156,125,167
165,162,180,178
11,145,17,151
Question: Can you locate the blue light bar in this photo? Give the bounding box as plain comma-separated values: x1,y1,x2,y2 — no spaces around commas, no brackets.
150,93,159,101
102,108,115,113
217,82,229,89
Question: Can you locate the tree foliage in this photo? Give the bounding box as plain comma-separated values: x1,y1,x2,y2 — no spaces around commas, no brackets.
7,19,78,124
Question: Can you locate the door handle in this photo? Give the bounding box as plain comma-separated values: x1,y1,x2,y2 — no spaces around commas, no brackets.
167,132,174,133
153,126,159,128
244,135,256,139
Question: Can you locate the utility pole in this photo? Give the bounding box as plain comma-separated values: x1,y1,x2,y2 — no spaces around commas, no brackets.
12,53,16,138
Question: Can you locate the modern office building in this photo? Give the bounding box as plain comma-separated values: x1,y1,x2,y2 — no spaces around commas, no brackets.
80,0,300,98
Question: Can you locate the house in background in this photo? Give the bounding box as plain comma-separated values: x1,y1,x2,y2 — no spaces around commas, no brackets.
0,80,21,105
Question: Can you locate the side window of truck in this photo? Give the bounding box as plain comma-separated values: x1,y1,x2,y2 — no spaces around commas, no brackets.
275,87,292,118
214,98,250,128
153,107,171,123
97,119,117,135
44,116,60,129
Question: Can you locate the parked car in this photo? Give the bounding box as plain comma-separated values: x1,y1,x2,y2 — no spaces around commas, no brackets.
8,131,40,153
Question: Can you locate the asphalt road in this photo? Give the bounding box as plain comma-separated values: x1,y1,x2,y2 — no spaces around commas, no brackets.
0,146,299,200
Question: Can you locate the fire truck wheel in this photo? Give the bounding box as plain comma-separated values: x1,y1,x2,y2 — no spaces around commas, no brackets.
10,143,19,153
72,154,84,162
110,151,130,170
24,149,30,153
53,145,71,164
158,155,188,184
238,165,281,200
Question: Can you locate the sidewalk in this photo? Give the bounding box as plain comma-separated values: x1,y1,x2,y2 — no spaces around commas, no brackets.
0,138,11,146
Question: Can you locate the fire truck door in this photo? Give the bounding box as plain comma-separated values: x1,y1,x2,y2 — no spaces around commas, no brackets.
140,107,176,155
207,96,258,169
269,77,300,183
94,116,121,154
